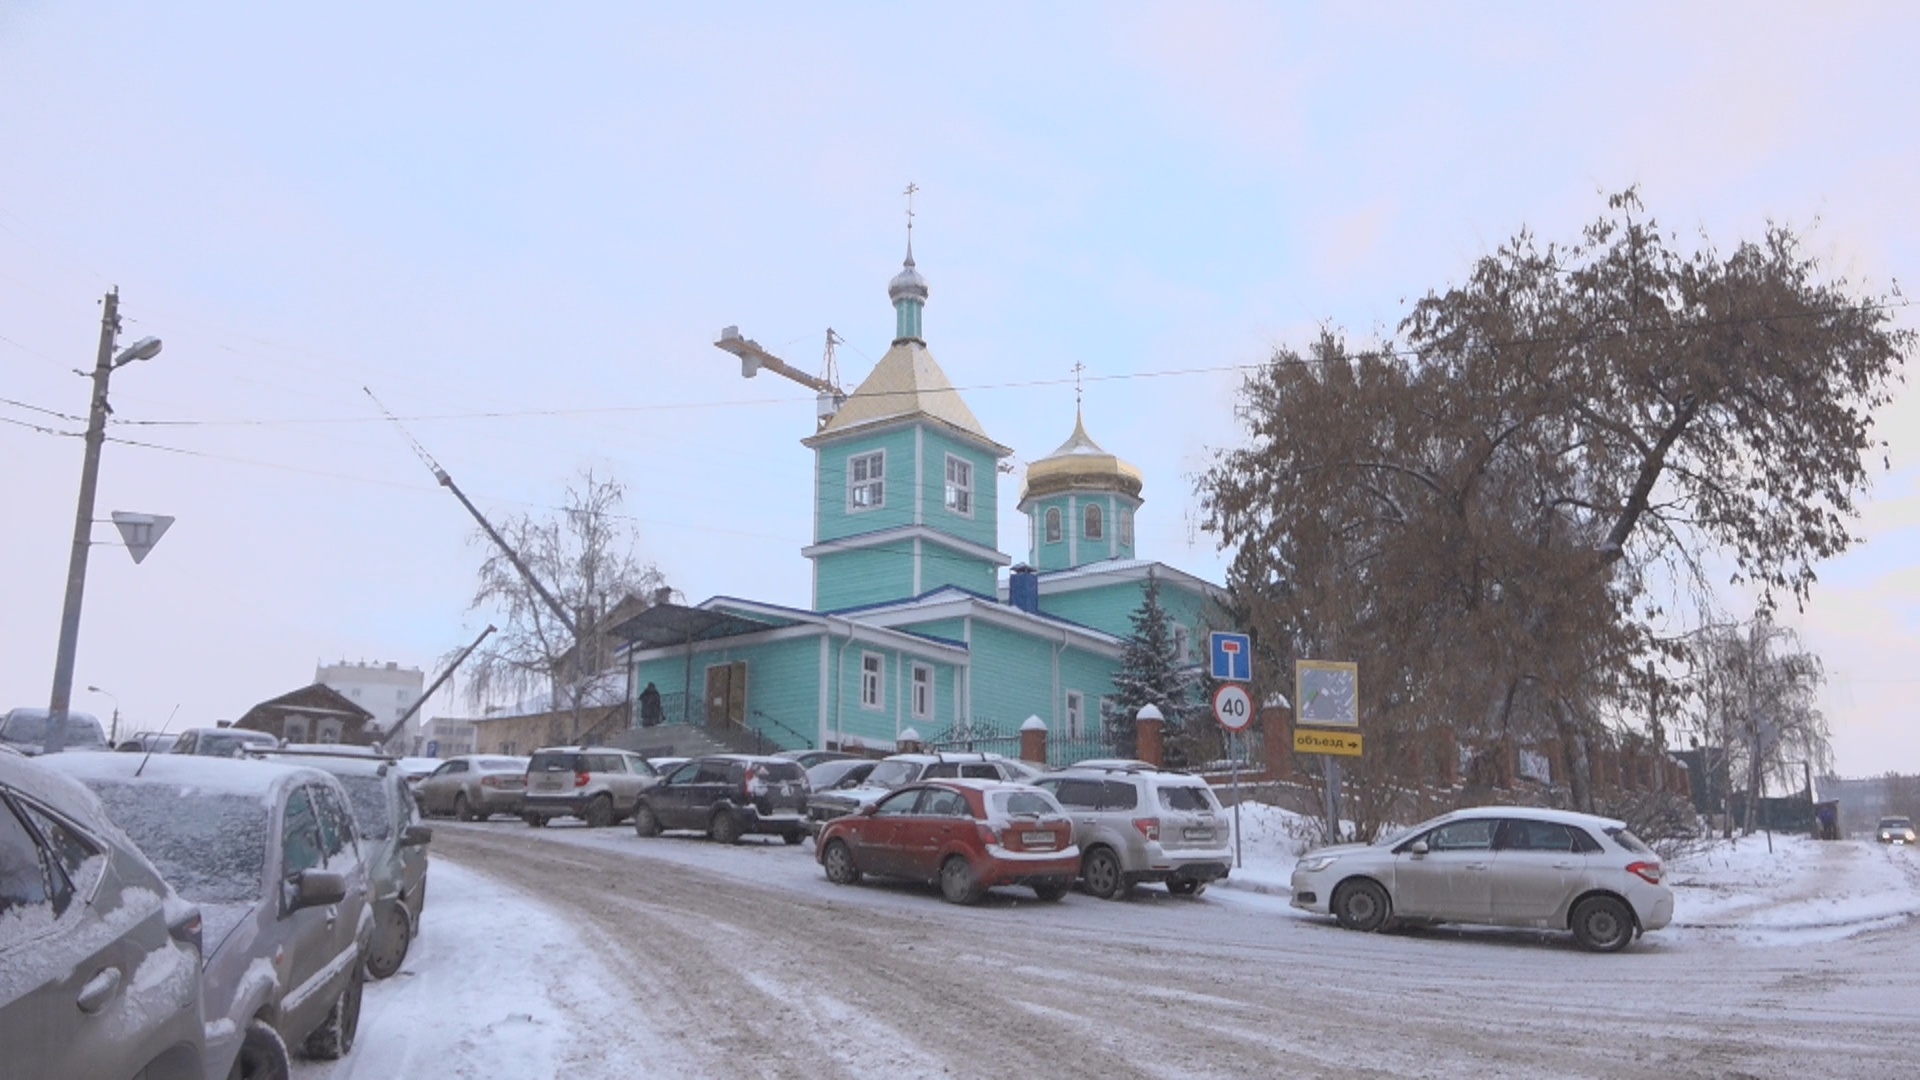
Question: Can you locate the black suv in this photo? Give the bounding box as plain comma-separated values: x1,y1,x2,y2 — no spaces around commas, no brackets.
633,755,810,845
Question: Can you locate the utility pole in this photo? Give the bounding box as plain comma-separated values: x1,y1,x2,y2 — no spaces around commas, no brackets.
46,291,161,754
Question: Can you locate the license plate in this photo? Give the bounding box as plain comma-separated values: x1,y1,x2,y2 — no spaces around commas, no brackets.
1183,828,1212,841
1025,833,1057,850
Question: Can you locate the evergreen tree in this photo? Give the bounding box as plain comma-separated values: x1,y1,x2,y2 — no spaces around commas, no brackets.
1102,571,1202,760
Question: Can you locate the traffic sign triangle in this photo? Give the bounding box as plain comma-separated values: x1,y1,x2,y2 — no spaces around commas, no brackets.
111,511,174,565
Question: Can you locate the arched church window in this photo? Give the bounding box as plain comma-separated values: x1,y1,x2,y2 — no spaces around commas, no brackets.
1084,504,1103,540
1119,509,1134,548
1045,507,1062,544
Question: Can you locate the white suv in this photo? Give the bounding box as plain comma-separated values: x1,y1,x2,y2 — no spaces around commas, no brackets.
1033,763,1232,899
521,747,660,828
804,752,1037,832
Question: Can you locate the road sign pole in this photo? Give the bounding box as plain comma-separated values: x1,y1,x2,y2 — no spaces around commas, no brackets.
1231,730,1243,869
1324,756,1341,843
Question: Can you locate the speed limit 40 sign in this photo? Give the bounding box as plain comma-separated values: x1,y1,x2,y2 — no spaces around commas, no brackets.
1212,684,1253,731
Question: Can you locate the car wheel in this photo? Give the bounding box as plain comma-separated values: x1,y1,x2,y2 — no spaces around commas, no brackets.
822,839,862,885
1332,878,1391,932
1166,878,1205,897
302,959,363,1059
709,810,744,845
940,855,983,905
365,904,412,980
1082,848,1127,900
782,830,805,845
523,813,547,828
633,803,662,837
583,794,615,829
1032,878,1070,903
454,794,475,822
1570,895,1635,953
229,1018,289,1080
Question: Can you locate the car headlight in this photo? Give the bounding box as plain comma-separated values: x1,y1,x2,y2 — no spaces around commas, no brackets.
1297,855,1340,874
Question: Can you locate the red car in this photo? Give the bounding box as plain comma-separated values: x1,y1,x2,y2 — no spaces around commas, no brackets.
815,779,1080,904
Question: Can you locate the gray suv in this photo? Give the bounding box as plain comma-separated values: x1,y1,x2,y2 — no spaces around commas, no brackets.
1033,763,1232,899
0,749,205,1080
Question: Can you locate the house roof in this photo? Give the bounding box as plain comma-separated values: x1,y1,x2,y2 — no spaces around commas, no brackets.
802,340,1012,455
1020,410,1144,504
607,602,780,649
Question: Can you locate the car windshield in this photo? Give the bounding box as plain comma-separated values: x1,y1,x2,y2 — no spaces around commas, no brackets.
990,790,1057,818
86,780,268,904
204,734,269,757
477,757,526,773
1881,817,1912,829
865,761,920,788
1605,826,1654,855
1157,784,1218,811
337,775,393,841
529,752,576,772
1,712,107,749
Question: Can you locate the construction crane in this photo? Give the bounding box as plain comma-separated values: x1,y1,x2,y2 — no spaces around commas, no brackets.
714,326,847,430
364,387,578,638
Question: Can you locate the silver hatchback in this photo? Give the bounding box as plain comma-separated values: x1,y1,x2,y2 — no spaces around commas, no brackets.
1290,805,1674,952
1034,764,1233,899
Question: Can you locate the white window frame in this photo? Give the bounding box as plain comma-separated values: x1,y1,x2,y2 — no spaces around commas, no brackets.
1119,508,1134,548
911,663,934,719
944,454,973,517
1066,690,1085,739
1084,503,1103,541
1172,625,1190,662
1045,506,1063,544
848,450,886,512
860,652,885,710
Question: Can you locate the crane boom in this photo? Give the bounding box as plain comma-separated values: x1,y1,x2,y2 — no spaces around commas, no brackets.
364,388,579,638
714,326,847,429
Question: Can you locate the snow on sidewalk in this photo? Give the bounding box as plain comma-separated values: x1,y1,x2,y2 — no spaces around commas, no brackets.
295,859,676,1080
1665,834,1920,944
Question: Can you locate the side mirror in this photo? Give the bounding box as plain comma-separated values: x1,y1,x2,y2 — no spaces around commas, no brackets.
286,869,347,913
857,803,880,817
401,824,433,847
1409,840,1430,857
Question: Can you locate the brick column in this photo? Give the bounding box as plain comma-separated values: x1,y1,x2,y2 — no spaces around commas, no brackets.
1437,728,1459,787
1136,709,1165,768
897,726,922,754
1019,716,1048,766
1259,705,1292,780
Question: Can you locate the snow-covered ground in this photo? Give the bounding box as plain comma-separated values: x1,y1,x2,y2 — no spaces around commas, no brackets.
294,811,1920,1078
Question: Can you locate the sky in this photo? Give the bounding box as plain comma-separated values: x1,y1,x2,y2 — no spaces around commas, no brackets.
2,2,1916,775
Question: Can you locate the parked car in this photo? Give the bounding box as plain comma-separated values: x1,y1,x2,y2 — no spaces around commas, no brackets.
633,754,810,844
1289,805,1673,953
816,779,1080,904
39,752,375,1076
114,731,179,754
0,707,109,755
168,726,280,758
804,751,1036,832
1032,762,1233,899
417,755,531,820
0,750,205,1080
807,757,877,793
777,749,857,769
256,748,432,979
522,746,660,827
1877,816,1915,844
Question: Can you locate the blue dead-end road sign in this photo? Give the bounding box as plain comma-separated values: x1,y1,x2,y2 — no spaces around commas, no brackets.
1209,632,1252,682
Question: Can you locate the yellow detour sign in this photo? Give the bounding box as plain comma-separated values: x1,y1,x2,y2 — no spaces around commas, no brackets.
1294,727,1364,757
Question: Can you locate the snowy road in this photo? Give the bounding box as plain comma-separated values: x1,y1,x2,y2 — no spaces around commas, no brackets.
302,823,1920,1079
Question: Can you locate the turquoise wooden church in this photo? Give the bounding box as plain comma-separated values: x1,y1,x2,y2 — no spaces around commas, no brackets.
615,249,1227,757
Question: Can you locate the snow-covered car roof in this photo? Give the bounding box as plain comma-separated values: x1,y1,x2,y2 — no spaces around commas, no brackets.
1421,805,1629,831
0,748,120,834
34,748,338,801
253,748,394,778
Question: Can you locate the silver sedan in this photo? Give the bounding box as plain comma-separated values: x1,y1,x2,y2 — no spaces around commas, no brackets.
416,755,530,821
1290,805,1673,952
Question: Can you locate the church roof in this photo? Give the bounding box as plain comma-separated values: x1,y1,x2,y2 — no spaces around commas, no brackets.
1019,410,1144,504
802,339,1011,454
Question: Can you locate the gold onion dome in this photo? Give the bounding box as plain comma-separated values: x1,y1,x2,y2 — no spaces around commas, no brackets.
1021,410,1144,503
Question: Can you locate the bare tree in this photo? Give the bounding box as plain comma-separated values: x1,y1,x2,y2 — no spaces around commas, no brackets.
462,469,668,741
1203,191,1907,808
1690,619,1829,836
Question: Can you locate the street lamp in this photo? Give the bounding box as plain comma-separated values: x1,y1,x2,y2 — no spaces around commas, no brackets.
86,685,120,745
44,290,160,754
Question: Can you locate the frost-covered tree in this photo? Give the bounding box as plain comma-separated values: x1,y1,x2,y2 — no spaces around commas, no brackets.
1102,572,1203,761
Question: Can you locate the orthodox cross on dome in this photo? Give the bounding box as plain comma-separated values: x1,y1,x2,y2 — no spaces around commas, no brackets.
903,181,919,252
1072,361,1086,411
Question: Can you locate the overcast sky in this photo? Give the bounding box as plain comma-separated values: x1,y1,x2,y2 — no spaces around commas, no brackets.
4,3,1915,776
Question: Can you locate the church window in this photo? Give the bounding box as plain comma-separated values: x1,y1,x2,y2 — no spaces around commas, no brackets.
944,455,973,516
1119,509,1134,548
1085,504,1103,541
861,653,884,709
1066,691,1085,739
848,451,885,511
1172,625,1190,662
1045,507,1062,544
912,663,933,719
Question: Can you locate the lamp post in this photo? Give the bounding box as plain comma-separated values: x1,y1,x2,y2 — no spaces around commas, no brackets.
85,685,121,746
44,289,160,754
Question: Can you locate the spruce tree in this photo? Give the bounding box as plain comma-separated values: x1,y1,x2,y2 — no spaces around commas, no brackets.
1102,571,1201,760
